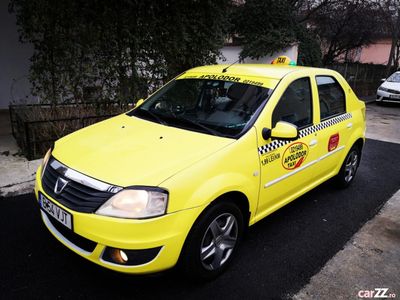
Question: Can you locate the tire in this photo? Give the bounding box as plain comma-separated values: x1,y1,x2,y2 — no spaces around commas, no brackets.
179,201,244,281
335,145,361,188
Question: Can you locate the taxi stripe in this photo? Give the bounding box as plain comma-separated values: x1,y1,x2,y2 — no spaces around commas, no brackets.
264,145,345,188
258,113,352,156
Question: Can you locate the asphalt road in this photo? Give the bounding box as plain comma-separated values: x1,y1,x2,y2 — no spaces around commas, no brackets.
1,139,400,300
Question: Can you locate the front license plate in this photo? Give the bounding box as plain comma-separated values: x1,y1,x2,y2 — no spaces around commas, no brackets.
39,193,73,230
390,94,400,99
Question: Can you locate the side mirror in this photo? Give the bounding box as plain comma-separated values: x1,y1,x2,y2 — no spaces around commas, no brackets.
271,121,298,140
381,78,386,83
135,98,145,107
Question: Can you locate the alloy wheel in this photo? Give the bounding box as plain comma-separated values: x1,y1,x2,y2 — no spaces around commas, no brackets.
344,150,358,182
200,213,238,271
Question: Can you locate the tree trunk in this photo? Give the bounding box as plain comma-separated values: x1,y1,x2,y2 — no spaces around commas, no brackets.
386,36,397,76
386,9,400,76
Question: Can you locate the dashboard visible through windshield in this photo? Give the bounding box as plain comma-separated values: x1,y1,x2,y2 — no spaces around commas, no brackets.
128,79,273,138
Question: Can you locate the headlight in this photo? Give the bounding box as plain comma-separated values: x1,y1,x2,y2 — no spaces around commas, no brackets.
41,148,52,178
96,188,168,219
378,86,389,92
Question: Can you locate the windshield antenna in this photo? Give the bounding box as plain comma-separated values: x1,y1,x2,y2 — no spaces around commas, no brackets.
222,56,245,73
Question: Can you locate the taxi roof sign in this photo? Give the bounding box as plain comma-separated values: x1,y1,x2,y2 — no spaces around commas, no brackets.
271,56,296,66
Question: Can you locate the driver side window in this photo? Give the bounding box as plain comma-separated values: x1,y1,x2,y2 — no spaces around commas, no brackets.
272,77,313,129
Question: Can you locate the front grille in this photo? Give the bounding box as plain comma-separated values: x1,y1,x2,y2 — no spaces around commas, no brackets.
381,96,400,102
387,89,400,95
41,160,114,213
46,212,97,253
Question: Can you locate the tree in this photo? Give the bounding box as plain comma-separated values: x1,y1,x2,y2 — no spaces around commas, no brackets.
296,28,323,66
9,0,232,104
311,0,380,65
153,1,232,78
376,0,400,74
290,0,339,23
232,0,299,59
232,0,323,66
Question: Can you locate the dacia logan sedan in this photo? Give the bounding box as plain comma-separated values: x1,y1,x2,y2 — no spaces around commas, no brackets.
35,64,366,280
376,71,400,104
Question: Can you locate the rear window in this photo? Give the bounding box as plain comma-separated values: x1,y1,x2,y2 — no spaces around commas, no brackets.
316,76,346,120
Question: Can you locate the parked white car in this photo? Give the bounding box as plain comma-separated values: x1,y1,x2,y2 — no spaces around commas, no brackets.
377,71,400,104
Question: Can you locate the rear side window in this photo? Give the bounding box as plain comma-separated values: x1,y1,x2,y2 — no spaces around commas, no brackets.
272,77,312,129
316,76,346,119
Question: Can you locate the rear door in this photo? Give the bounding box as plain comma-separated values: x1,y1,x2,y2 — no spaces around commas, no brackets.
313,75,353,180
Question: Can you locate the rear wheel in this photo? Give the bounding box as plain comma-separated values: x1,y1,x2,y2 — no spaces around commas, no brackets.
335,145,361,188
179,201,244,281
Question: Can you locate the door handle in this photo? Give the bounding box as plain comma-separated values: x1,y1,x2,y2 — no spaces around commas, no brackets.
347,122,353,128
309,139,317,147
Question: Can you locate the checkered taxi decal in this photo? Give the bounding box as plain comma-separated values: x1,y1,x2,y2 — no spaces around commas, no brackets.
258,113,352,155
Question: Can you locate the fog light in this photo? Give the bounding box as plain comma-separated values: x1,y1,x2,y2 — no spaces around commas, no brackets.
119,250,128,262
102,246,162,266
110,248,128,264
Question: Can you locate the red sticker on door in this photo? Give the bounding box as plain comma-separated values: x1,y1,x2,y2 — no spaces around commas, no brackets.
328,133,340,152
282,142,309,170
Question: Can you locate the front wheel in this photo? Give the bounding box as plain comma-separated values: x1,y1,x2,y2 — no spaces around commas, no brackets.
179,201,244,281
335,145,361,188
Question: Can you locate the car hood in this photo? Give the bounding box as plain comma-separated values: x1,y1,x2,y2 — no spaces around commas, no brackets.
52,114,234,187
381,81,400,91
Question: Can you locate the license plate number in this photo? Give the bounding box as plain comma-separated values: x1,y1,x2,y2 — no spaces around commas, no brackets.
39,193,72,230
390,94,400,99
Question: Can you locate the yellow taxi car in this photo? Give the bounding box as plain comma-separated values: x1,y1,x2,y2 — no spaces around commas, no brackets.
35,60,366,280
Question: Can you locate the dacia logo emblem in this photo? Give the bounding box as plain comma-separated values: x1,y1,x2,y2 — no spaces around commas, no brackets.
54,177,69,194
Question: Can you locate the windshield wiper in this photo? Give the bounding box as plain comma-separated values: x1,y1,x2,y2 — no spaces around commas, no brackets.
133,109,167,125
173,116,221,136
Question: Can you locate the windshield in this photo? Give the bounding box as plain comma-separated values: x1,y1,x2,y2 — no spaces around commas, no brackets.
387,72,400,83
128,79,273,138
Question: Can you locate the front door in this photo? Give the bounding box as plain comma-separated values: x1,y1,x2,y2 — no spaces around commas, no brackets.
256,77,320,220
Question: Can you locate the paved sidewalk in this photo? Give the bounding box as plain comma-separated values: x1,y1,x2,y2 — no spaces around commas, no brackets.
360,95,376,104
0,110,41,197
365,103,400,144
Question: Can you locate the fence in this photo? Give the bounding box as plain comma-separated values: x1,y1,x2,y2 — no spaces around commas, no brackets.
326,63,387,97
9,102,132,160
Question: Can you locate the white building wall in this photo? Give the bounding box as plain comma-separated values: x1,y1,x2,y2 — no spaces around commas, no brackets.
0,3,34,109
218,44,298,65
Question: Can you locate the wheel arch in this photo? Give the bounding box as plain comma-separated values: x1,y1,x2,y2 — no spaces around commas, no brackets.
353,137,364,153
211,191,251,227
177,190,250,277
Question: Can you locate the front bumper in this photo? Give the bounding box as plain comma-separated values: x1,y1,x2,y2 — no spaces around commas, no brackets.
34,166,203,274
376,90,400,103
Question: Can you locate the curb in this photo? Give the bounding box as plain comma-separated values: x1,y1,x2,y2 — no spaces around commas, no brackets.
0,180,35,197
360,96,376,104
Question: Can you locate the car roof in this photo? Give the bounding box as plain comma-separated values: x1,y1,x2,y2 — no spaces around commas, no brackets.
186,64,321,80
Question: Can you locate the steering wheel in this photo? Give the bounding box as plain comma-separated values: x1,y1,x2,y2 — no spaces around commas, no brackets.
231,108,250,117
154,100,186,117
